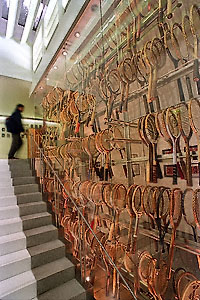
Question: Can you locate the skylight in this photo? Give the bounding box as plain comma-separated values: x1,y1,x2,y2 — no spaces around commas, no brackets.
33,1,47,32
18,0,31,27
2,0,9,20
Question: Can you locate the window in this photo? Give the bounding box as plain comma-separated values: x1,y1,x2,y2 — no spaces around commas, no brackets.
33,25,43,71
44,0,59,47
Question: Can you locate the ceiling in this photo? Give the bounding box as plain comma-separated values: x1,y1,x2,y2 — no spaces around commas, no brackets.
0,0,49,44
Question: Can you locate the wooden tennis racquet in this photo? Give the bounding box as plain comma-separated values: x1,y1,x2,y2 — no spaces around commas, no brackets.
171,22,194,100
193,188,200,231
190,4,200,94
188,98,200,185
138,115,153,183
182,11,200,94
131,185,144,254
177,103,193,186
145,113,161,183
162,22,186,102
167,188,182,279
166,107,181,185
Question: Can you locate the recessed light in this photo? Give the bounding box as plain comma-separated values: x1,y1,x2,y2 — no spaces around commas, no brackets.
62,50,67,56
53,66,58,70
74,32,80,38
86,276,90,282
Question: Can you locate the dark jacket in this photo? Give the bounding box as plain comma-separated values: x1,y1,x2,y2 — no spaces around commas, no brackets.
10,109,24,134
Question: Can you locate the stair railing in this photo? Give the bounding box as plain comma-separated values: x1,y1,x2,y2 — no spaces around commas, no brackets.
29,133,138,300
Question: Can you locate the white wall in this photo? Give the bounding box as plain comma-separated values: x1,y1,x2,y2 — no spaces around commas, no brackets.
0,37,32,82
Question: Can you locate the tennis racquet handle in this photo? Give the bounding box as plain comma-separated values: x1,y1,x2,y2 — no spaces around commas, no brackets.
167,0,172,19
185,75,194,99
152,164,157,183
198,162,200,186
196,80,200,96
185,144,192,186
158,0,164,25
172,164,178,185
193,59,200,82
177,162,184,180
143,94,150,114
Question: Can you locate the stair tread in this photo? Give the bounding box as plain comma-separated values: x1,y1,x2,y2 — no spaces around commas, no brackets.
38,279,85,300
0,217,21,225
0,195,16,200
32,257,74,281
0,232,25,244
25,225,57,237
0,249,30,267
0,270,36,297
0,205,18,211
17,191,41,197
28,240,64,256
19,201,45,208
21,212,51,221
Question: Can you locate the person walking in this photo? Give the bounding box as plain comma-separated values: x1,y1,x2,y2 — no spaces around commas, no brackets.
7,104,25,159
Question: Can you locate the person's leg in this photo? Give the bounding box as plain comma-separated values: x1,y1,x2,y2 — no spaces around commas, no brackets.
8,134,22,159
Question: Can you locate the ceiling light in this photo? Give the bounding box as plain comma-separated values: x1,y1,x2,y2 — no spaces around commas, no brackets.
53,66,58,70
74,32,80,38
62,50,67,56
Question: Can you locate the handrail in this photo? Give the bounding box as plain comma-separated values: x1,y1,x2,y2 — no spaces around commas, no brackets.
30,134,138,300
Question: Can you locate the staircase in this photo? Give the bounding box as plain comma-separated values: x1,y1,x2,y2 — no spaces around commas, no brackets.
0,159,86,300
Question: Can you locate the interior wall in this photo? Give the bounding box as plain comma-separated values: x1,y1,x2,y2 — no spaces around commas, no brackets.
0,76,34,159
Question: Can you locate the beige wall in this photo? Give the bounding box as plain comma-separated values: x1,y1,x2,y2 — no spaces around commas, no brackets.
0,76,34,118
0,76,34,159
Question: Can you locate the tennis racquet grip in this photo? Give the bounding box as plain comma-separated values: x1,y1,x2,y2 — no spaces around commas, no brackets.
167,0,172,19
185,144,192,186
158,0,164,25
177,162,184,180
193,59,200,82
152,164,157,183
172,164,178,185
185,75,194,99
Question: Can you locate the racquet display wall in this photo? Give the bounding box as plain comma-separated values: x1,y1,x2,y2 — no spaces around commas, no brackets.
34,1,200,299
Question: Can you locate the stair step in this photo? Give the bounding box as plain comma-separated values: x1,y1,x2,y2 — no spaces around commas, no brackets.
28,240,65,268
0,217,22,236
11,169,32,178
14,184,39,195
0,186,14,197
0,195,17,207
25,225,58,247
0,270,36,300
17,192,42,204
38,278,86,300
0,249,31,281
0,205,19,220
0,181,12,188
21,212,52,230
0,232,26,256
19,201,46,216
9,164,31,172
32,257,75,295
9,159,29,168
12,176,36,186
